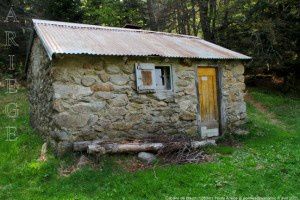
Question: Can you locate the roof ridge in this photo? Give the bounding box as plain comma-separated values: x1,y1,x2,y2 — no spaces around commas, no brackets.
32,19,202,40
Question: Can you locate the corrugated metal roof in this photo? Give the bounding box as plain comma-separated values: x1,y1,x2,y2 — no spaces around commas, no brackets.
33,19,251,60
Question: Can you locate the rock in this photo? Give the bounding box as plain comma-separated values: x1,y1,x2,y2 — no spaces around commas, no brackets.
81,77,96,87
53,100,65,112
72,102,106,113
178,100,192,111
185,126,197,135
232,64,244,75
91,101,107,111
121,64,134,74
152,116,165,123
129,103,143,109
112,85,132,92
238,102,246,113
179,112,195,121
237,75,245,82
94,125,104,132
176,79,190,87
170,114,179,122
108,94,128,107
94,91,116,100
153,92,174,101
53,83,92,99
111,121,133,131
94,60,105,71
177,70,194,79
105,65,121,74
129,94,150,104
125,113,144,122
152,100,167,107
50,130,71,141
98,71,110,82
77,155,91,168
137,152,156,164
161,109,176,117
184,87,196,95
88,114,99,125
91,83,114,92
110,75,129,86
57,141,73,156
130,81,137,90
54,112,90,129
109,107,127,116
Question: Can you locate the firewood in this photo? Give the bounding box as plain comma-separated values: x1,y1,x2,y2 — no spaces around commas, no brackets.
73,140,103,151
88,143,164,154
191,139,216,148
86,140,216,155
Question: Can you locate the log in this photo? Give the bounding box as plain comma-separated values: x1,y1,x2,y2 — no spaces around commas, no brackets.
191,139,216,148
87,140,216,155
88,143,164,154
73,140,103,151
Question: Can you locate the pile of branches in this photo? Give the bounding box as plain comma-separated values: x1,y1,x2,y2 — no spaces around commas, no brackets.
150,135,212,164
75,134,215,164
157,142,208,164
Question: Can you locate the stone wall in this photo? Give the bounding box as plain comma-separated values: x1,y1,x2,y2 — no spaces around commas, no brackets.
28,39,247,154
50,55,199,152
221,61,247,131
27,38,54,138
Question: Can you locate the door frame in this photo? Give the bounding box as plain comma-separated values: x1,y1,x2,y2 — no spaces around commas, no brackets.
194,65,224,137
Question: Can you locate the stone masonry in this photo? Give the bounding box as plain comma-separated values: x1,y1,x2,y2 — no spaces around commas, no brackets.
28,38,246,154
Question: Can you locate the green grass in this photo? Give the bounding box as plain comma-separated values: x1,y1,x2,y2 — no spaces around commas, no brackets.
0,88,299,199
249,88,300,132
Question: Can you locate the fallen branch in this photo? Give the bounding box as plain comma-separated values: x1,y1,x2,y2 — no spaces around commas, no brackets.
73,140,103,151
87,139,216,155
88,143,164,154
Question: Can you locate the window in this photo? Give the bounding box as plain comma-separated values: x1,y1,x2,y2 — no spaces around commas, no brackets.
136,63,172,93
141,70,153,86
155,66,171,90
135,63,156,92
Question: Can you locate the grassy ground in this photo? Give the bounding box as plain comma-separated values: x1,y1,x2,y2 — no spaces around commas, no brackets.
0,88,299,199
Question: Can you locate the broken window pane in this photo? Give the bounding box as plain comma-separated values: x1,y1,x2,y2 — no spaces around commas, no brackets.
155,66,171,90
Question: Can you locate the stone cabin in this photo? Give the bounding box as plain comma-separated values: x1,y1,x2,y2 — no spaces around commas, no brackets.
27,19,250,154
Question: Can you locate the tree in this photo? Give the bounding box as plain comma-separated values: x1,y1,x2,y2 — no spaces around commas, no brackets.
198,0,217,42
82,0,146,27
28,0,83,22
217,0,299,90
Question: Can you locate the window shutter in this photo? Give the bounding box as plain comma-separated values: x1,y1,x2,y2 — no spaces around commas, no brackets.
135,63,156,92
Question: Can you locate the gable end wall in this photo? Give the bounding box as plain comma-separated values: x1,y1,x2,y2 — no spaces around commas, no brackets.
27,38,54,139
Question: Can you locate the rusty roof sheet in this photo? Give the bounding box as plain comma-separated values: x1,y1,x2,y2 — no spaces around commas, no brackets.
32,19,251,60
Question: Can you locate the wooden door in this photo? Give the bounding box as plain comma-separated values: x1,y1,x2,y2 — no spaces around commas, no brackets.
197,67,219,137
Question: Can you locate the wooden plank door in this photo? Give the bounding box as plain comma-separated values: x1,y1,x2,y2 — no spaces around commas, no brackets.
197,67,219,137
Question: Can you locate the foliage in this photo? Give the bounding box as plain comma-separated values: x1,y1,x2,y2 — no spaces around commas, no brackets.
218,0,299,89
26,0,83,22
0,88,299,199
0,1,33,80
82,0,147,27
